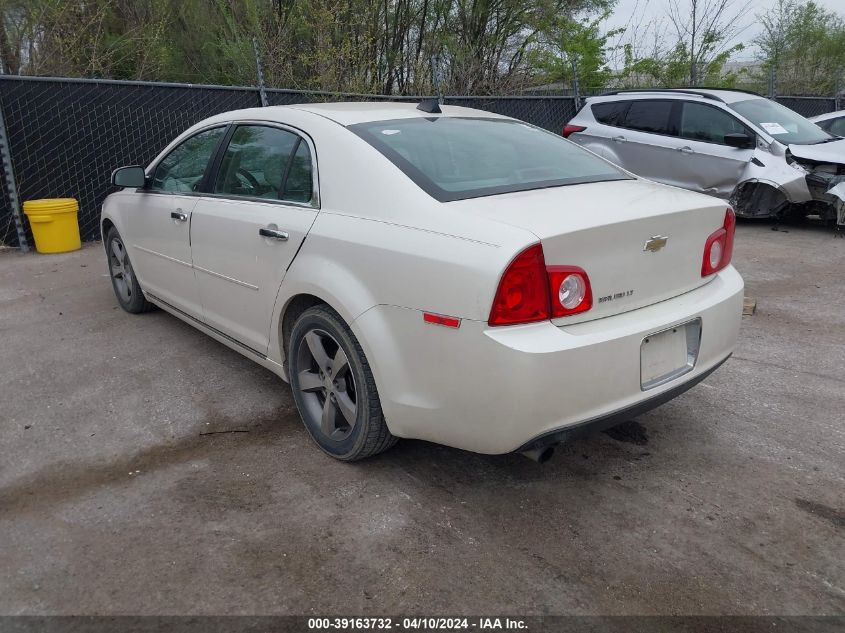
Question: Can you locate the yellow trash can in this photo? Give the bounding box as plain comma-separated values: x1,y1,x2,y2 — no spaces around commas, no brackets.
22,198,81,254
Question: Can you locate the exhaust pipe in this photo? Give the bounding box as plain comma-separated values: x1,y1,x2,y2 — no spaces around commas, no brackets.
521,445,555,463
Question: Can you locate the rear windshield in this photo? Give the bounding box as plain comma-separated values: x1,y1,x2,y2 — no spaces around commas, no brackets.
729,98,831,145
349,117,629,202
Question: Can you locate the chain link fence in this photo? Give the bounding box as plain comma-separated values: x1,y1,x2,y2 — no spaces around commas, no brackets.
0,74,839,249
773,96,838,119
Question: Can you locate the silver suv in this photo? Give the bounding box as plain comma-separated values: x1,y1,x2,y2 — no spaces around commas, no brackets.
565,89,845,225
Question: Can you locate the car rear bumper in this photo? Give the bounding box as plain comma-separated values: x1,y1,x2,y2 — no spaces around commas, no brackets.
515,353,729,452
352,266,744,455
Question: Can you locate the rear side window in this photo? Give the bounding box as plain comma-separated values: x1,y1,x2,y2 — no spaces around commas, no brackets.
283,141,314,203
624,100,676,135
680,102,750,144
214,125,313,204
591,101,629,126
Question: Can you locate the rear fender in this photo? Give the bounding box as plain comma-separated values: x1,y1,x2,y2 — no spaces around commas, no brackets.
267,250,377,372
267,212,522,371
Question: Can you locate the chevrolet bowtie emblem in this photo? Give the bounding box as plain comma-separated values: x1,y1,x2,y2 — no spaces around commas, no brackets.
643,235,669,252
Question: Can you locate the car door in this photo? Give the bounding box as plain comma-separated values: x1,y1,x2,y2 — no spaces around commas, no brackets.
612,99,685,186
675,101,756,198
127,126,227,316
189,123,319,354
574,100,631,162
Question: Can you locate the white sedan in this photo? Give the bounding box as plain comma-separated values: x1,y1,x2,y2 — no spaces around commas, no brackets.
102,101,743,462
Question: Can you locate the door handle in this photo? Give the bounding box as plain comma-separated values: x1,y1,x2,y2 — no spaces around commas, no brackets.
171,210,188,222
678,146,694,154
259,228,289,241
612,135,626,143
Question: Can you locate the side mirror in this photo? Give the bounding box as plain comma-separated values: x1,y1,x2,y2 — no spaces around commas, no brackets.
111,165,147,188
724,133,754,149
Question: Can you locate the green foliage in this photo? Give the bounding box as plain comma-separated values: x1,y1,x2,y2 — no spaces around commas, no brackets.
617,40,743,88
755,0,845,94
1,0,613,93
529,8,621,91
4,0,838,95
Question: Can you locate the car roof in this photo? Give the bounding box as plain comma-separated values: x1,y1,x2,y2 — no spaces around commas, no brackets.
290,101,513,125
590,88,762,105
809,110,845,123
198,101,511,128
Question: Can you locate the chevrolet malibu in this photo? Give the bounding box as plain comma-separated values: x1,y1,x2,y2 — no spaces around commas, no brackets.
102,101,743,462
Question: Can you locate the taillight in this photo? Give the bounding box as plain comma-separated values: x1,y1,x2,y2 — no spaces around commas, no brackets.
702,208,736,276
547,266,592,317
488,244,549,326
489,244,592,326
562,124,586,138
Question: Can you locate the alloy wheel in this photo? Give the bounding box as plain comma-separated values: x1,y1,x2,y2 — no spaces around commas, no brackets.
109,237,134,303
295,328,358,441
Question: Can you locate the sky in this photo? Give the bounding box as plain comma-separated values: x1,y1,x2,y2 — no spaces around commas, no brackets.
602,0,845,60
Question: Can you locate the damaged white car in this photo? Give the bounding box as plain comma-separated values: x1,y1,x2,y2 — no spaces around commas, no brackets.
809,110,845,137
565,88,845,226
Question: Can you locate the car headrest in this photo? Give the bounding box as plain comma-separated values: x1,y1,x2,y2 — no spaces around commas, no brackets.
263,154,284,192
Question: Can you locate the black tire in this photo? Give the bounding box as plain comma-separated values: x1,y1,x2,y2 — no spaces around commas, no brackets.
105,227,155,314
289,305,396,461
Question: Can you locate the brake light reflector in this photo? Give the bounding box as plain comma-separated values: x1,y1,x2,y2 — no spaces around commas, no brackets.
702,208,736,276
562,124,586,138
423,312,461,328
547,266,593,317
488,244,550,326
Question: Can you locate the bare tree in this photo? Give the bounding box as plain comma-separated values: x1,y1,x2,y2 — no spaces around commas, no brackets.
666,0,751,84
755,0,798,70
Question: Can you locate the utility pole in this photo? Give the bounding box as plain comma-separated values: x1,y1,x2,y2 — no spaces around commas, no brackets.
430,55,444,105
571,57,581,111
769,65,777,99
253,36,268,107
689,0,698,86
0,93,29,252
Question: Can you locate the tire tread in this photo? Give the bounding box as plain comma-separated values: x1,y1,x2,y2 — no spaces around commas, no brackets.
106,227,155,314
292,305,396,461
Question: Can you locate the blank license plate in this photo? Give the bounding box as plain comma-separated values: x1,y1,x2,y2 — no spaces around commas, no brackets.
640,319,701,390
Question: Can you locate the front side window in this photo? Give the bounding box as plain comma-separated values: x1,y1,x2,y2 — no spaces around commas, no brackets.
623,100,676,135
214,125,313,203
680,102,750,144
729,98,832,145
151,127,226,192
350,117,628,202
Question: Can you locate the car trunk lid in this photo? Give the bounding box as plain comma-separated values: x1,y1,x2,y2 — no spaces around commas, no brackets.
450,179,730,325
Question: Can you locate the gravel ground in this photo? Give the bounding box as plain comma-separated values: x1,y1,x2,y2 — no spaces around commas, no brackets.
0,221,842,616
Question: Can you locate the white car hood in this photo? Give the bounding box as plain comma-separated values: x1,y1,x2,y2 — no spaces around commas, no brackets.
788,139,845,164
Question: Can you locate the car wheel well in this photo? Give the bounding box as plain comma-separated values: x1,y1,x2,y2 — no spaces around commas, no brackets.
731,181,790,219
281,294,327,359
101,218,115,240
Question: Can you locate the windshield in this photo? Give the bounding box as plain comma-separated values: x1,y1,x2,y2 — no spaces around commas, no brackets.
730,98,832,145
349,117,629,202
